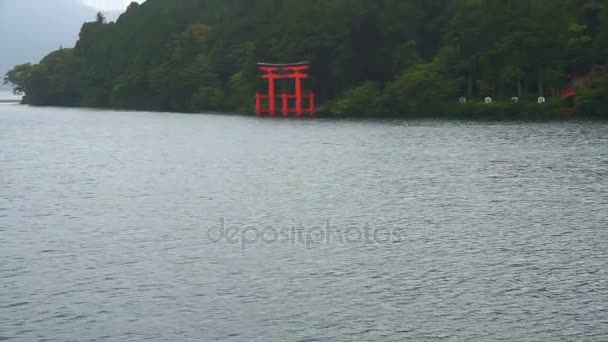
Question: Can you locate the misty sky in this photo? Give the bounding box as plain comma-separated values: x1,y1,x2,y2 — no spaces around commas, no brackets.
0,0,144,85
81,0,145,11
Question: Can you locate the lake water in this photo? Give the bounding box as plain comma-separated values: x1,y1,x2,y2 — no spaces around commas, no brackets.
0,90,20,101
1,105,607,341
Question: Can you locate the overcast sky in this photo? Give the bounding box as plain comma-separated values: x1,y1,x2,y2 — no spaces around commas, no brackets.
81,0,145,11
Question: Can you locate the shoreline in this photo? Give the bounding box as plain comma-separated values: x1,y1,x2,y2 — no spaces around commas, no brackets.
7,98,608,121
9,102,608,121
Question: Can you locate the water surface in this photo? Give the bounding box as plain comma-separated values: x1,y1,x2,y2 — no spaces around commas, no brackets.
1,105,607,341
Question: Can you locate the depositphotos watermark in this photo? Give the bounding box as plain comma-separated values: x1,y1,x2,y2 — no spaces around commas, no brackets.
208,218,406,250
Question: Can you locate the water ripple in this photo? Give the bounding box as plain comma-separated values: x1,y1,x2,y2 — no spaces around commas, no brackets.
1,106,608,341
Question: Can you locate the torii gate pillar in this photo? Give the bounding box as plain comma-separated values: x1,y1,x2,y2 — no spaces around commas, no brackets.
255,62,315,117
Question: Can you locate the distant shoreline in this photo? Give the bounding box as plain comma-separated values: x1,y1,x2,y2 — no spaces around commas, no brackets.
8,102,608,121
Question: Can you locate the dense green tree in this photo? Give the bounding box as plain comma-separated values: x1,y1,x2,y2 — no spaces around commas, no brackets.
3,63,33,95
5,0,608,116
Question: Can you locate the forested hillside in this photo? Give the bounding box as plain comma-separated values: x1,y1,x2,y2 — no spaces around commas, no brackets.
5,0,608,117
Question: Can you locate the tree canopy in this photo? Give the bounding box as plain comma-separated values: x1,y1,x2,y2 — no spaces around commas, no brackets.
5,0,608,117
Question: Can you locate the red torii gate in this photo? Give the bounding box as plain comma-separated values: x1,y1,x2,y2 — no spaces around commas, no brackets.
255,62,315,117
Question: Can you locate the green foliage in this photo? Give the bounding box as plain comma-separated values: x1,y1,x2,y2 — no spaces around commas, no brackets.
229,71,255,113
4,49,83,106
577,79,608,117
189,86,225,112
3,63,33,95
95,12,106,24
4,0,608,117
330,82,385,116
383,59,459,115
110,72,148,109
